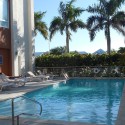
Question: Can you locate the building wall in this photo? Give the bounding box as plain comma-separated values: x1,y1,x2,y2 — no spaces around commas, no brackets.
10,0,24,76
0,0,34,76
10,0,34,76
0,0,12,75
23,0,35,74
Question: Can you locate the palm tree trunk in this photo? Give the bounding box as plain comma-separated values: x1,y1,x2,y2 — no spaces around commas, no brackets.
66,27,69,53
107,25,111,55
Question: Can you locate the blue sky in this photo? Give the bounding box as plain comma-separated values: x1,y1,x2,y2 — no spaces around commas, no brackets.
34,0,125,53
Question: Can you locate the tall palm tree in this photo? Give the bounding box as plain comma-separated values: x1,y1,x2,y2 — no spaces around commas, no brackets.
49,0,86,53
34,11,48,39
87,0,125,54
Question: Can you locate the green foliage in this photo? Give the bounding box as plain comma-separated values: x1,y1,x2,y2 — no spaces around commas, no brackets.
35,53,125,67
117,47,125,54
50,46,66,55
49,0,86,53
34,11,48,39
87,0,125,54
119,53,125,65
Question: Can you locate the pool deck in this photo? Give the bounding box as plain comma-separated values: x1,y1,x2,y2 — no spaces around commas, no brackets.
0,79,63,101
0,77,125,125
0,117,106,125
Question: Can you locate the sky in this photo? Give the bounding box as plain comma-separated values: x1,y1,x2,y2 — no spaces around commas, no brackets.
34,0,125,53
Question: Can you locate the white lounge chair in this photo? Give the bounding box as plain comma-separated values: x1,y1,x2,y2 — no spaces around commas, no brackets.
0,79,14,91
27,71,50,81
36,70,57,79
0,82,14,91
36,70,43,75
0,73,26,87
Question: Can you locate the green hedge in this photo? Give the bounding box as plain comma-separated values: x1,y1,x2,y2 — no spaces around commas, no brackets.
35,53,125,67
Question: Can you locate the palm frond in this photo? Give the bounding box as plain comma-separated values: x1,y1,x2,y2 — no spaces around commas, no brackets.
49,17,62,31
39,29,48,40
35,21,48,30
34,12,46,22
60,24,65,35
34,11,48,39
89,23,105,41
73,7,84,18
59,1,66,16
59,0,84,22
89,29,96,41
112,11,125,22
113,0,125,9
106,0,124,15
87,15,106,28
86,4,100,14
49,28,59,41
49,17,64,40
68,0,76,5
36,22,48,39
105,0,113,15
69,19,86,32
112,24,125,36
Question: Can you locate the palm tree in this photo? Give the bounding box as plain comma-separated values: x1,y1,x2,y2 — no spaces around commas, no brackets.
118,47,125,53
87,0,125,54
34,11,48,39
49,0,86,53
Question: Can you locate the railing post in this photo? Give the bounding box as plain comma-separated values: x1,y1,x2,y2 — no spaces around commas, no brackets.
17,115,19,125
11,98,15,125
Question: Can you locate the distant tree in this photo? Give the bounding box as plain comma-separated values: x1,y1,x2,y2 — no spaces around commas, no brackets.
117,47,125,53
87,0,125,54
34,11,48,39
111,49,117,54
70,51,79,54
50,46,66,55
49,0,86,53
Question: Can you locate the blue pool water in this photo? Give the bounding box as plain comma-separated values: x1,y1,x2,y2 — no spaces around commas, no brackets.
0,79,124,125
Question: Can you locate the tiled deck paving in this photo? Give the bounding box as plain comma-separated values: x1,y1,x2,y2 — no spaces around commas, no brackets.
0,117,106,125
0,78,125,125
0,80,63,101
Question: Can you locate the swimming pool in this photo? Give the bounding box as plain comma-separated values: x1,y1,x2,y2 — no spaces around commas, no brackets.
0,78,124,125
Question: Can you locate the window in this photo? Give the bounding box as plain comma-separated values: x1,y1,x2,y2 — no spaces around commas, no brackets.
0,0,9,28
0,55,3,65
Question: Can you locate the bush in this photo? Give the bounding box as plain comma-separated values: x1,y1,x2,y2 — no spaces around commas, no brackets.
35,53,125,67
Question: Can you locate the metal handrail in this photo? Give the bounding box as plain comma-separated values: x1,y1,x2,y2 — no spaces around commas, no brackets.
14,96,42,115
16,113,42,125
0,96,42,125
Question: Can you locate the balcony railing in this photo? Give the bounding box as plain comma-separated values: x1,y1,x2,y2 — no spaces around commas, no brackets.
36,66,125,78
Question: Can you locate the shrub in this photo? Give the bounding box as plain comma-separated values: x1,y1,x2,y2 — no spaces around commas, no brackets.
35,53,125,67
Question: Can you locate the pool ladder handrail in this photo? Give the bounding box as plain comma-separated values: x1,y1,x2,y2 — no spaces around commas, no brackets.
0,96,42,125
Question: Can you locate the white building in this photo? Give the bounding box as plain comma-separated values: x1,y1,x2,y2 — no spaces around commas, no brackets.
0,0,35,76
